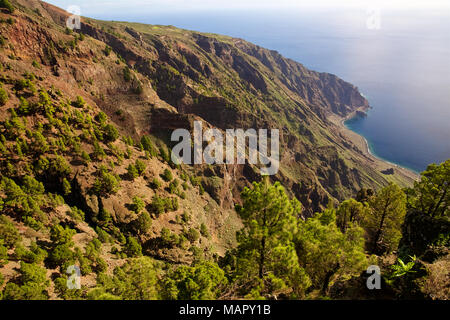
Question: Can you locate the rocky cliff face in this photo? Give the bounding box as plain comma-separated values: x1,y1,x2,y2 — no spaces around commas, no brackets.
35,0,413,214
3,0,411,225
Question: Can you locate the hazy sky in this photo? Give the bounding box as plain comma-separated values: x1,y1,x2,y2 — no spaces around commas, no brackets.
44,0,450,16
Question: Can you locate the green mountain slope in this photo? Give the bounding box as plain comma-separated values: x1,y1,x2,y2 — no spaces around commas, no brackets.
0,0,436,301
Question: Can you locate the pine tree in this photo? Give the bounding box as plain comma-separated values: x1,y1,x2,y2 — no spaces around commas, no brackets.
31,131,49,154
72,95,85,108
295,207,368,295
81,150,91,164
94,257,157,300
407,160,449,218
103,124,118,142
0,0,14,14
336,198,369,232
49,155,72,176
140,135,156,155
0,86,9,106
0,239,8,266
135,211,152,235
93,141,106,160
131,196,145,214
0,215,22,248
135,159,146,175
231,180,310,298
366,183,407,254
2,262,49,300
93,167,120,196
161,261,228,300
125,236,142,257
127,164,139,180
62,178,71,195
161,168,173,182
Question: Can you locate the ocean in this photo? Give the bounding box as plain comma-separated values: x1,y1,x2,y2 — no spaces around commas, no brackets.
64,5,450,173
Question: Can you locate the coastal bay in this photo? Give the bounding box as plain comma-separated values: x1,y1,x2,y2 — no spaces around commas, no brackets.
327,109,419,186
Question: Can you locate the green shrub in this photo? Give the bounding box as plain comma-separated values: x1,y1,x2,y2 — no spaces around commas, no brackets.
17,97,31,115
0,86,8,106
124,236,142,257
95,111,107,125
94,257,158,300
95,257,108,273
49,245,75,271
159,147,170,163
104,45,112,56
127,164,139,180
123,67,131,82
200,223,209,238
53,275,82,299
72,96,85,108
168,179,179,194
199,184,205,195
185,227,200,243
171,197,179,211
31,131,49,154
23,216,44,231
131,196,145,214
93,141,106,160
50,225,76,246
135,211,152,234
135,159,146,175
150,195,165,216
160,227,177,247
96,227,111,243
181,211,190,224
49,156,72,176
62,178,71,195
14,242,47,263
161,168,173,182
0,0,14,14
140,135,156,155
3,262,49,300
0,240,8,266
98,208,112,225
81,150,91,164
0,215,22,248
150,178,161,190
160,261,227,300
150,196,177,214
21,175,45,195
133,82,143,95
68,206,85,222
103,124,119,142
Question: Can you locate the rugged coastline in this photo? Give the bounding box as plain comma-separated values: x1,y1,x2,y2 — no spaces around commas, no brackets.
328,107,419,186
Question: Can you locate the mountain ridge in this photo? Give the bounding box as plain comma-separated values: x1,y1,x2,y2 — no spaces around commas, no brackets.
4,0,417,215
2,0,447,302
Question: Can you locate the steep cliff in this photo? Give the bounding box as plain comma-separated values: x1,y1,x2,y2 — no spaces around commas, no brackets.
0,0,416,267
